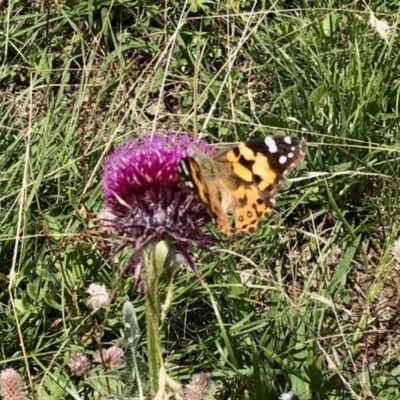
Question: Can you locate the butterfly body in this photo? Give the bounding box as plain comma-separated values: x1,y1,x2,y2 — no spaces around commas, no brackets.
178,137,307,236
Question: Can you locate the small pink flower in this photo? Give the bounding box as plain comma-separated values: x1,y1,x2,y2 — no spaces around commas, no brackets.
0,368,27,400
183,373,211,400
279,391,294,400
68,353,91,377
86,283,111,309
93,346,124,370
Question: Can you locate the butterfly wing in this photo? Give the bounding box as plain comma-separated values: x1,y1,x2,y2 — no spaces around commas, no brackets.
178,155,235,236
213,136,307,233
178,136,307,236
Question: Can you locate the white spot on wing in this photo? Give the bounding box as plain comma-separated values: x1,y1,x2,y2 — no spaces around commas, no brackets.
279,155,287,164
284,136,292,144
264,137,278,153
291,146,295,151
179,160,190,176
185,181,194,188
288,152,294,158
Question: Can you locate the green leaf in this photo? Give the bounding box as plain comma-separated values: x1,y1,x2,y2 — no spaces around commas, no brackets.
330,235,361,292
44,294,63,311
322,12,338,37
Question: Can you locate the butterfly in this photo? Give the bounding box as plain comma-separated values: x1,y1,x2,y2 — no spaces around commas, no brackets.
177,136,307,237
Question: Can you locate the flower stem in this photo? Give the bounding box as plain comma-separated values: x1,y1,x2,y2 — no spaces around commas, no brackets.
143,240,170,396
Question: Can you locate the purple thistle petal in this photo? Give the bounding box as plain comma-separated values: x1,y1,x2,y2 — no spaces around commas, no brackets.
102,133,211,209
98,132,214,279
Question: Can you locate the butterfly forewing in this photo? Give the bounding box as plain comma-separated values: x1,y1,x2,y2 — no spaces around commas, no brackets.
216,136,306,233
178,155,235,235
177,157,206,202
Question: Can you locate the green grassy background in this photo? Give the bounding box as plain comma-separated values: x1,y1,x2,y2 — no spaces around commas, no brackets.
1,0,400,398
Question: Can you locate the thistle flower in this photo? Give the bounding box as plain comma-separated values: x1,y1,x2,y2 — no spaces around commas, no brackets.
99,133,213,281
93,346,124,370
0,369,27,400
86,283,111,309
68,353,91,377
183,373,211,400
